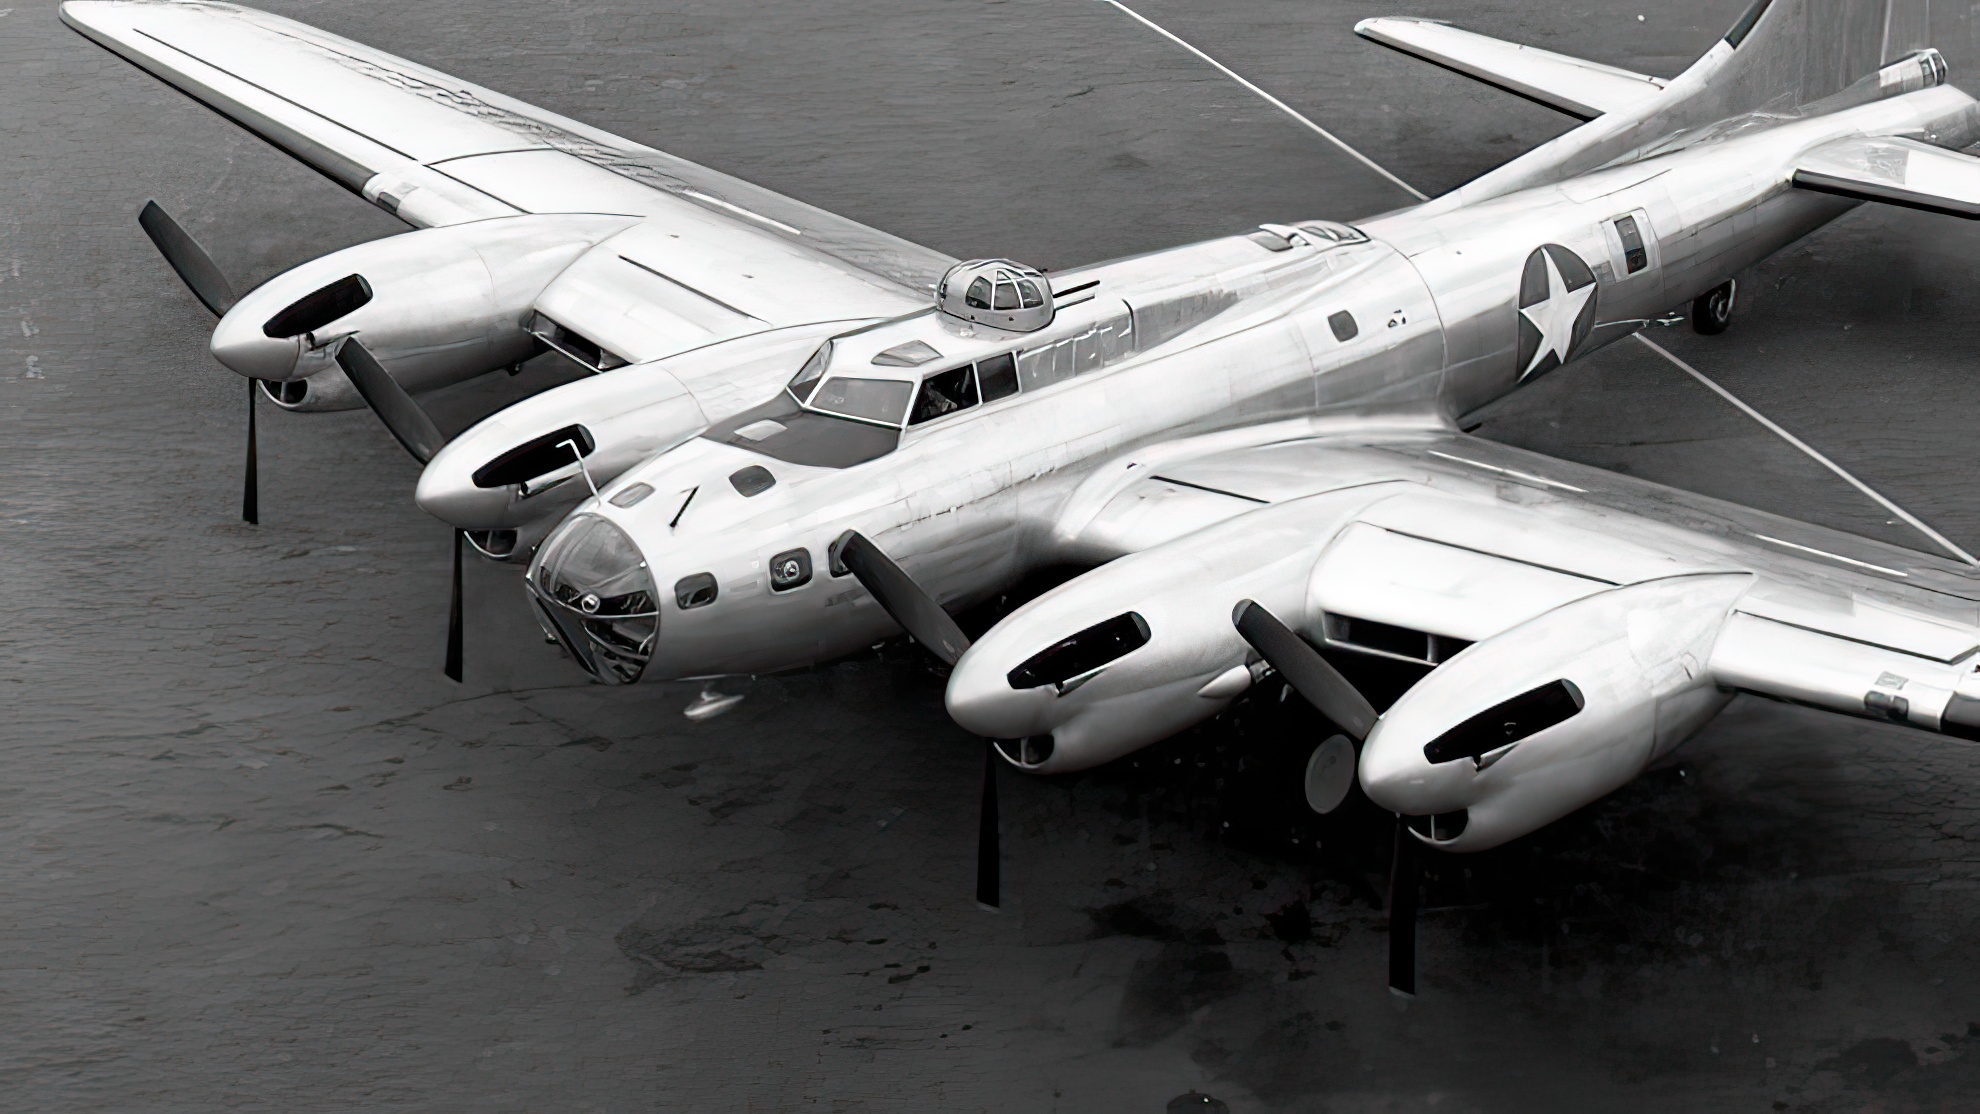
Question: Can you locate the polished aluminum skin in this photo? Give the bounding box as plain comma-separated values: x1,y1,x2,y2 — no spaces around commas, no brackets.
65,0,949,555
69,0,1980,852
946,429,1980,850
521,13,1980,690
935,3,1980,854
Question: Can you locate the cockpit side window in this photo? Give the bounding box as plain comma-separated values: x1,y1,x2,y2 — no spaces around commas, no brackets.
965,277,993,310
909,365,980,425
787,342,830,403
976,352,1019,402
810,376,915,426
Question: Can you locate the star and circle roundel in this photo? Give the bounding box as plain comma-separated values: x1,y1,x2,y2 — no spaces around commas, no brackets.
1515,244,1598,381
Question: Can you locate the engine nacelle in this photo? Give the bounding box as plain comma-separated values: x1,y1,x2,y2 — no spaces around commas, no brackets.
946,491,1383,772
1359,573,1749,852
208,214,634,410
413,321,861,535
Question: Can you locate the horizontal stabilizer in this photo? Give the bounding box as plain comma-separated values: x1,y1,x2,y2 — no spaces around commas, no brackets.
1355,17,1666,120
1792,136,1980,218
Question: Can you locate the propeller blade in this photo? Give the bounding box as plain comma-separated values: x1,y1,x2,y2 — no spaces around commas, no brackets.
137,200,237,317
334,337,446,465
444,529,464,683
832,530,990,907
263,273,373,339
1232,600,1378,741
833,530,971,666
242,378,259,525
1388,815,1419,997
976,740,1001,910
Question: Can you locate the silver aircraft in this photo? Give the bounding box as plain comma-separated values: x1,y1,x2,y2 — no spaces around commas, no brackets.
511,0,1980,695
936,3,1980,989
77,0,1980,980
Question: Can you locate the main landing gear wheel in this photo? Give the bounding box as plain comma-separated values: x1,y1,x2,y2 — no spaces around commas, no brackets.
1303,733,1356,815
1691,278,1736,335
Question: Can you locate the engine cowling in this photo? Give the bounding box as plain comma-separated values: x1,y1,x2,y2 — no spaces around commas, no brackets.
1359,573,1749,851
413,320,858,535
208,214,634,410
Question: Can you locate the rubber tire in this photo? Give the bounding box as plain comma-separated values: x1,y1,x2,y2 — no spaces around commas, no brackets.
1303,734,1356,815
1691,278,1736,335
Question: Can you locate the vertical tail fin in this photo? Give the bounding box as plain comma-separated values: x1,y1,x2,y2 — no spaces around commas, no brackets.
1706,0,1926,116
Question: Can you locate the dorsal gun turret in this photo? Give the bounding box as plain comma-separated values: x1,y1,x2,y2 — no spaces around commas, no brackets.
936,259,1054,332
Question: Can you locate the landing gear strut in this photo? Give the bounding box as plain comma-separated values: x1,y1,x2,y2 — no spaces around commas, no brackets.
1691,278,1736,335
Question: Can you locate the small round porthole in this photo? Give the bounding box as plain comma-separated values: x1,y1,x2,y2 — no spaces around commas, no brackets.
674,572,717,610
769,547,812,592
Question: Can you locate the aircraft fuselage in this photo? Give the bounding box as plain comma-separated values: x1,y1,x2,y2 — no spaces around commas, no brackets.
525,84,1980,685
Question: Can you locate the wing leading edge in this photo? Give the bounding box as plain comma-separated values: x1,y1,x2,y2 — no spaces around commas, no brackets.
1792,134,1980,218
1048,426,1980,736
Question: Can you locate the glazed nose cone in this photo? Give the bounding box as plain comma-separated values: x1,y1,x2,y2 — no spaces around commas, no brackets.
210,304,301,380
415,440,519,530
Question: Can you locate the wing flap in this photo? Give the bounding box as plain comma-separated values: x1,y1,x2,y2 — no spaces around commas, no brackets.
1355,17,1666,121
1308,522,1605,643
1791,135,1980,218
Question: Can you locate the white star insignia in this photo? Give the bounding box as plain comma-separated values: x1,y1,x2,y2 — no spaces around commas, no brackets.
1518,250,1596,380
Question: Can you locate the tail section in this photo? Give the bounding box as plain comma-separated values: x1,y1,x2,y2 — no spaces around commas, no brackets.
1378,0,1942,208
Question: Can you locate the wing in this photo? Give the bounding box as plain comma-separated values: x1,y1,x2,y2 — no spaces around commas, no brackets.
1354,17,1667,121
1792,135,1980,219
61,1,953,309
1048,425,1980,735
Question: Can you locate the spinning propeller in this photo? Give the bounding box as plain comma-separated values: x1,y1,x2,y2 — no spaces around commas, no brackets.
1232,600,1420,997
137,200,375,525
833,531,1000,910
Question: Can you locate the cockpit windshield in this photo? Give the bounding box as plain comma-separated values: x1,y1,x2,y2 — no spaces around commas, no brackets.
807,377,914,427
786,342,830,401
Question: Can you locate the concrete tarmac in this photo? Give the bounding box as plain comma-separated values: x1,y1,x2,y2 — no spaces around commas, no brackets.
6,1,1980,1110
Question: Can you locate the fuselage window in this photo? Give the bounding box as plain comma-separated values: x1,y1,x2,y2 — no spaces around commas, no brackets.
909,365,980,425
1328,310,1358,342
1615,215,1648,274
965,277,993,310
810,376,915,426
977,352,1019,402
